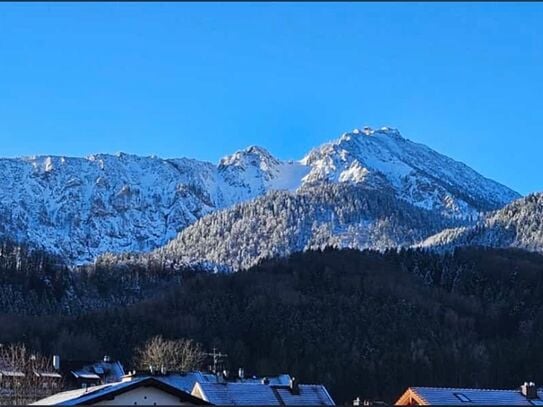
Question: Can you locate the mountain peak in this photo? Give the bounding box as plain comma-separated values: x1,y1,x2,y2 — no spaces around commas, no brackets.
245,145,273,156
302,126,519,217
219,145,279,170
349,126,401,137
336,126,404,148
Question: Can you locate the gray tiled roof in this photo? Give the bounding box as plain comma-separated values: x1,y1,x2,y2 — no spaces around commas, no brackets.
32,371,333,406
275,385,335,406
193,382,335,406
155,371,220,392
195,382,282,405
129,372,292,393
410,386,543,405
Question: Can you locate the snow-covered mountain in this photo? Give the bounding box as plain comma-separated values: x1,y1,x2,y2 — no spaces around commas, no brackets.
0,126,519,264
131,184,462,271
0,151,301,264
302,127,519,217
420,193,543,252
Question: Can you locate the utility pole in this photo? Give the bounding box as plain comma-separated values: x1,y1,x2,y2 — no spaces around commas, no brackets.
204,348,228,374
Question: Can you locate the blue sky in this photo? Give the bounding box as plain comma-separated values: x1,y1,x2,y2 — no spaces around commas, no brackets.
0,2,542,194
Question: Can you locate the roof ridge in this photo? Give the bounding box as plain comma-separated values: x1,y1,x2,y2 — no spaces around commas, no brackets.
413,386,521,392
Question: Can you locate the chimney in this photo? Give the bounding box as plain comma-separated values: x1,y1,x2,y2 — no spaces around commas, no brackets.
238,368,245,380
521,382,537,399
289,377,300,395
52,355,60,370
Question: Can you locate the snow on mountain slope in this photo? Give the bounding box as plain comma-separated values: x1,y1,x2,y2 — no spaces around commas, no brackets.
0,150,302,264
216,146,308,202
112,183,461,272
0,126,520,264
302,127,520,217
419,193,543,252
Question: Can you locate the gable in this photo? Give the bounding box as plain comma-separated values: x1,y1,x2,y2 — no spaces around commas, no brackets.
92,386,193,406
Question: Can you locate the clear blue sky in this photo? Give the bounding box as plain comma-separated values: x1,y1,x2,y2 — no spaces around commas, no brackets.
0,2,542,194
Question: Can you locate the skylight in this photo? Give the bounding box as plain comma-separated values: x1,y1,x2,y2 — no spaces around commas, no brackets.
453,393,472,403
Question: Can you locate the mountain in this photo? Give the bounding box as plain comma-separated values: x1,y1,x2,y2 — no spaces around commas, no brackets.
0,152,304,264
0,126,519,264
301,127,519,217
420,193,543,252
131,183,460,271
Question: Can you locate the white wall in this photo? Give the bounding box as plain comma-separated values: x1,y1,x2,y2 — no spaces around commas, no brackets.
93,386,196,406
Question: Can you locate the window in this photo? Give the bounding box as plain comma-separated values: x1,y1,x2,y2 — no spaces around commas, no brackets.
453,393,472,403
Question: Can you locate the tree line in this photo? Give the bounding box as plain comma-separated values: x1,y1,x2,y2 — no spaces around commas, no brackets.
2,245,543,404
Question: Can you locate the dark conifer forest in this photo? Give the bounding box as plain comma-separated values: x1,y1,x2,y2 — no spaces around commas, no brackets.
2,243,543,404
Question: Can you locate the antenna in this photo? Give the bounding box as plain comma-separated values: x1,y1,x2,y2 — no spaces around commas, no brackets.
204,347,228,374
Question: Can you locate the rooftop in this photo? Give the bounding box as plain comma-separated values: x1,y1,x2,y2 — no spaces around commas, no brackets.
192,381,335,406
31,376,209,406
396,386,543,406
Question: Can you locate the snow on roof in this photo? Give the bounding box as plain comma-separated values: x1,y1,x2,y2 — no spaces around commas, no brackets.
242,374,292,385
30,382,113,405
0,370,25,377
70,370,101,380
93,366,104,375
122,371,292,392
34,371,63,379
192,382,335,406
67,360,125,383
403,386,543,405
31,376,209,406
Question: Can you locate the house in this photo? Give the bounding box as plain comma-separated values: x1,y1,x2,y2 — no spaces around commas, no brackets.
31,376,210,406
120,370,293,393
57,356,125,389
122,370,333,405
191,377,335,406
32,370,335,406
0,359,62,404
395,382,543,405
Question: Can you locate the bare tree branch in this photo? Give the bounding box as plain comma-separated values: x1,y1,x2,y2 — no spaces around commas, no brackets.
0,343,63,405
134,336,206,372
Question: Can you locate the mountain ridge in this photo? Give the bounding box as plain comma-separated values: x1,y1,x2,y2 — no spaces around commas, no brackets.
420,192,543,253
0,126,520,264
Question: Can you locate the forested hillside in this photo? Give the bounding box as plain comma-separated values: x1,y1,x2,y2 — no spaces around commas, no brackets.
0,240,183,314
108,184,463,271
3,247,543,404
422,193,543,253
